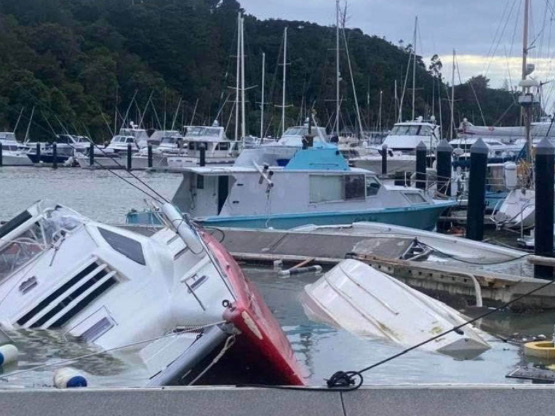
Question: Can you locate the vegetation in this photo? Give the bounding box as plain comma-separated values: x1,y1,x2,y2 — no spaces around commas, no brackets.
0,0,522,141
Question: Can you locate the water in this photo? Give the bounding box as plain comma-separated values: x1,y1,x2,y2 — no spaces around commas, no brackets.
0,167,552,388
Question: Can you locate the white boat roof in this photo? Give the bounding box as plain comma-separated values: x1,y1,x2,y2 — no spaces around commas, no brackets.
179,165,372,176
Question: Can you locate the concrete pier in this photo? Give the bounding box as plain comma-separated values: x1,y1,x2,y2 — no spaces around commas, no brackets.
2,385,555,416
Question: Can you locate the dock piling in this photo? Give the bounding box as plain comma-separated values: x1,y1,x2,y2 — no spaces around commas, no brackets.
381,144,387,175
465,138,488,241
127,143,132,171
416,141,427,190
89,142,94,167
147,144,153,168
52,142,57,169
36,143,41,161
0,143,3,167
436,139,453,196
199,144,206,167
534,137,554,279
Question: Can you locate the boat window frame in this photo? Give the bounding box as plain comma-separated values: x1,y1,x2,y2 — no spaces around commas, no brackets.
97,227,146,266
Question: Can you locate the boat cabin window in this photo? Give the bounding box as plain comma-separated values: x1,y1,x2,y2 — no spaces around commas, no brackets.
344,175,365,200
309,174,366,202
126,137,134,143
1,144,19,151
365,176,381,196
215,142,230,151
196,174,204,189
420,126,433,136
403,192,427,204
188,142,209,151
161,137,178,145
98,228,146,265
309,175,343,203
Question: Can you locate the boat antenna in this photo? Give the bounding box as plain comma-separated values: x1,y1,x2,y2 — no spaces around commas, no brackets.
13,107,24,134
121,89,138,128
411,16,418,121
335,0,341,137
24,106,35,144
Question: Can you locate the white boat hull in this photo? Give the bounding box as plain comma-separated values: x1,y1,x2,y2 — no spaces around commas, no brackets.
2,154,34,166
303,259,491,359
493,189,537,230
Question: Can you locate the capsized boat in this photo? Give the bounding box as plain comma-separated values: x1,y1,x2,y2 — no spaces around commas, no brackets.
0,200,305,386
303,259,491,359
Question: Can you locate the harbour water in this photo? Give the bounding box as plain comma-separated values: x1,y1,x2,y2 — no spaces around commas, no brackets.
0,167,553,388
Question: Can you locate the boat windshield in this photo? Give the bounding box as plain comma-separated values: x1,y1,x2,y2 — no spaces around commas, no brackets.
185,127,221,139
283,127,326,138
390,125,434,136
0,207,82,281
161,137,179,145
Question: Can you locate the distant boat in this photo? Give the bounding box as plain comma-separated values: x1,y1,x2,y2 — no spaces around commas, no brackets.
0,200,305,386
0,132,33,166
303,259,491,359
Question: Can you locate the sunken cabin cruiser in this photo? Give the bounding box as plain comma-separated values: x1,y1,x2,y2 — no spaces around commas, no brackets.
163,144,454,230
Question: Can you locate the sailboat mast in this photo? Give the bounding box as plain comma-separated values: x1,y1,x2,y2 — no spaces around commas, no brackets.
522,0,532,164
394,79,398,124
336,0,340,136
450,50,455,141
281,27,287,137
235,12,241,141
240,16,246,139
411,16,417,121
260,52,265,139
522,0,529,86
378,90,383,133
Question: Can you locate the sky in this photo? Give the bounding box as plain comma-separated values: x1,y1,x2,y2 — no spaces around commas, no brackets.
240,0,555,105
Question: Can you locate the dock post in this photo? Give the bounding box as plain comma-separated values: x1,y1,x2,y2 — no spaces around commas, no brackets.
436,139,453,196
52,142,58,169
381,144,387,175
147,144,153,168
0,143,3,167
416,141,427,190
127,143,132,171
89,142,94,167
465,138,488,241
199,144,206,167
534,137,555,279
36,143,41,161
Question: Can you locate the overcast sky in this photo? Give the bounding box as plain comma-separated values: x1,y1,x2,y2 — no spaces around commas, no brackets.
240,0,555,99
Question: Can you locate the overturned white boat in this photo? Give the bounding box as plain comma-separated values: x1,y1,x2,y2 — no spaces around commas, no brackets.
0,200,305,386
303,259,491,359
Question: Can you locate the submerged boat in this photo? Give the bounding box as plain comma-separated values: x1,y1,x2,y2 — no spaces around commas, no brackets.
129,144,454,230
0,200,305,386
303,259,491,359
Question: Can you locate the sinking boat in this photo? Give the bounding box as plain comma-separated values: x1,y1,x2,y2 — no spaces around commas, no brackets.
303,259,491,359
0,200,305,386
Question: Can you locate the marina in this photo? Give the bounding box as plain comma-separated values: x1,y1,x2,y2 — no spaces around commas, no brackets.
3,0,555,413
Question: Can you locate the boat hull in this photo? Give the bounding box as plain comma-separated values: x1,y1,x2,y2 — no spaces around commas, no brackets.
198,202,453,231
202,232,306,385
1,155,34,166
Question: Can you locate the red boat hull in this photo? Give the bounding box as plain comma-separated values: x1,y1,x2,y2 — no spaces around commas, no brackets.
202,232,307,386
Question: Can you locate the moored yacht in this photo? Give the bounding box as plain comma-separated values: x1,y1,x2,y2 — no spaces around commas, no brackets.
0,132,33,166
145,144,454,230
0,200,305,386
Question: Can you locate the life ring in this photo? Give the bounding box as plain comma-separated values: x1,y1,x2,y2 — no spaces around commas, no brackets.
524,341,555,359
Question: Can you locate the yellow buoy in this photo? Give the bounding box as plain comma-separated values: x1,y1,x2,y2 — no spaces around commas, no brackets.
524,341,555,359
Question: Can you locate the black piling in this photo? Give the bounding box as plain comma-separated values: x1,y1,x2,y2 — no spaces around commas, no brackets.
415,141,427,190
52,142,58,169
89,142,94,167
199,144,206,167
381,144,387,175
36,143,41,161
436,139,453,196
465,138,488,241
126,143,132,171
0,143,3,167
147,144,153,168
534,137,555,279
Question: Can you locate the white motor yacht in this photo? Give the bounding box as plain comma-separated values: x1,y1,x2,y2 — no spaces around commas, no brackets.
0,200,305,386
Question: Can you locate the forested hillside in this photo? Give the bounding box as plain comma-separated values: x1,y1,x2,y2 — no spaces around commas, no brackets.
0,0,521,141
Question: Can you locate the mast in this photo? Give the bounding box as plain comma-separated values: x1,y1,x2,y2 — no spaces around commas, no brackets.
335,0,341,136
394,80,398,124
522,0,532,164
240,16,246,140
341,17,364,139
281,27,287,137
235,12,241,141
260,52,265,138
411,16,418,121
522,0,529,86
450,50,455,141
378,90,383,133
